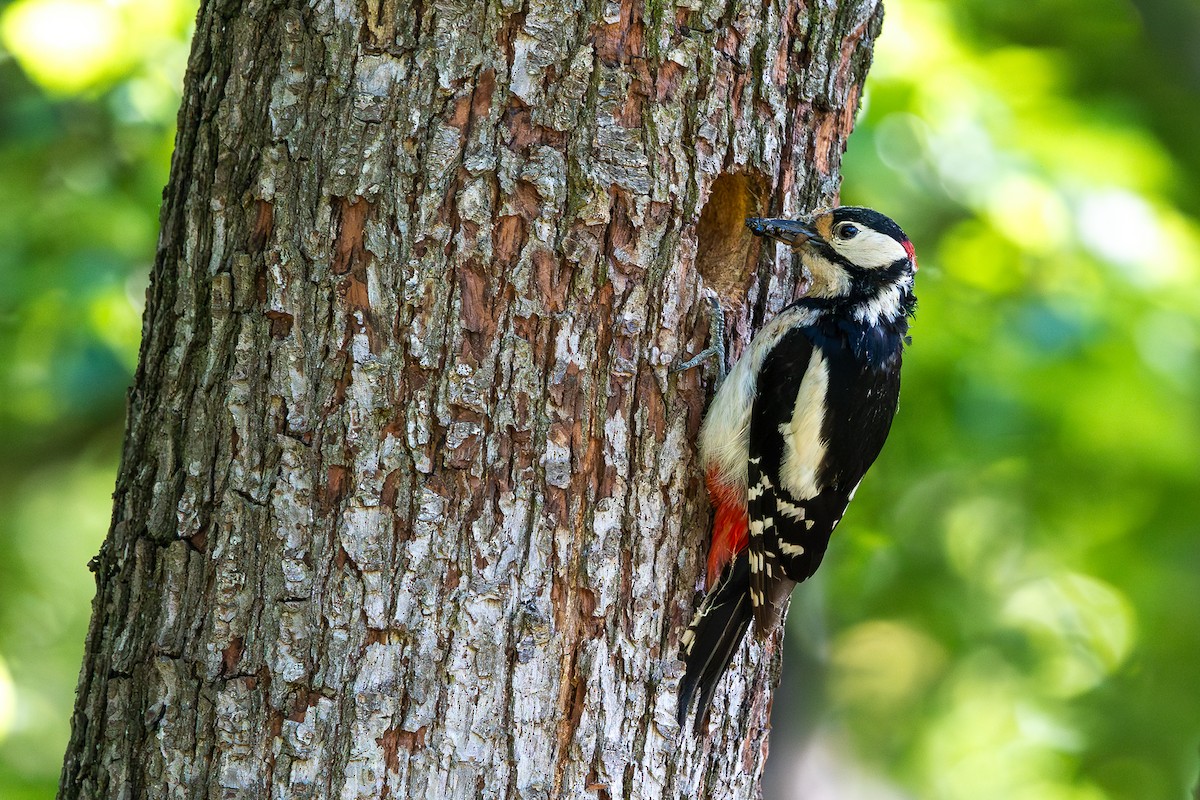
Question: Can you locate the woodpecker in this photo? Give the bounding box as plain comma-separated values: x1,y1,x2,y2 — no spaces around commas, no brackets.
676,206,918,728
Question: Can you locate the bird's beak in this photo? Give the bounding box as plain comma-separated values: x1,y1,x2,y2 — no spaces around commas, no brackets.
745,217,819,246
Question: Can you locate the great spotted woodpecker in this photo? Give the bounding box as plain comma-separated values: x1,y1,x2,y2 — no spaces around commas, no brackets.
676,206,918,728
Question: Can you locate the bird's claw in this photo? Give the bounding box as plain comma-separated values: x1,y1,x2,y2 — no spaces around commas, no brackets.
670,296,727,383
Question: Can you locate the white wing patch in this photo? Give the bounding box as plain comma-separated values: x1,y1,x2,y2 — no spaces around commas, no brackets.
779,350,829,500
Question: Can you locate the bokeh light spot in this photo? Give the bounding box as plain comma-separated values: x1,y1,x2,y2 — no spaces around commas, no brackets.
1002,573,1136,697
1077,191,1160,268
986,175,1072,256
830,620,947,715
1,0,125,92
0,655,15,741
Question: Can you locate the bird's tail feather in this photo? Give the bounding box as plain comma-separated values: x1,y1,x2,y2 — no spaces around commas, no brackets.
677,554,753,731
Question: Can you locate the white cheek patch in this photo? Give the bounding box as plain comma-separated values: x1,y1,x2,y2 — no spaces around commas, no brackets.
832,229,909,269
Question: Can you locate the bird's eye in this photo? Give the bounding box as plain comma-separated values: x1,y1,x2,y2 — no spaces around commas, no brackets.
837,223,859,240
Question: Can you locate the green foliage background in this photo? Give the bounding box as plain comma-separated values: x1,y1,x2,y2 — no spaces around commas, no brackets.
0,0,1196,797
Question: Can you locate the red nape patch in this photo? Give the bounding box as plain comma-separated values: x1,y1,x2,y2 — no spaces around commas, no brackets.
903,239,918,271
705,468,748,588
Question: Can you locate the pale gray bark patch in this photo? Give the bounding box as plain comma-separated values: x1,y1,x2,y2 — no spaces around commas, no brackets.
60,0,883,798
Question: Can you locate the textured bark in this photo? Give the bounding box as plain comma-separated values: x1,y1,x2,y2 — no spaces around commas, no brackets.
59,0,881,797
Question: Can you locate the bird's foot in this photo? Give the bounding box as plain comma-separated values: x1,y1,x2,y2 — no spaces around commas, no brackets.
670,295,727,383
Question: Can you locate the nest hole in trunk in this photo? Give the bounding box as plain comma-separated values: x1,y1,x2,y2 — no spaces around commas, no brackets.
694,171,768,300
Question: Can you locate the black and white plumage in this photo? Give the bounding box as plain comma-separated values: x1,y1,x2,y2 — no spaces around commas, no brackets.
677,206,918,729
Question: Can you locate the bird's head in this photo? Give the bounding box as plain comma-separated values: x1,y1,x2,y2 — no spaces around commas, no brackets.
746,206,917,312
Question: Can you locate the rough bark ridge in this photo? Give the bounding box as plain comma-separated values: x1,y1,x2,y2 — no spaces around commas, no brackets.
59,0,881,797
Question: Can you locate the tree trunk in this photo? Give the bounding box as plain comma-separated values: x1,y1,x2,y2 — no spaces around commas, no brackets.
59,0,881,797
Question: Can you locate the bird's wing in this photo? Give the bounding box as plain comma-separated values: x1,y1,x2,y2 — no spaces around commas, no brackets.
746,329,823,632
